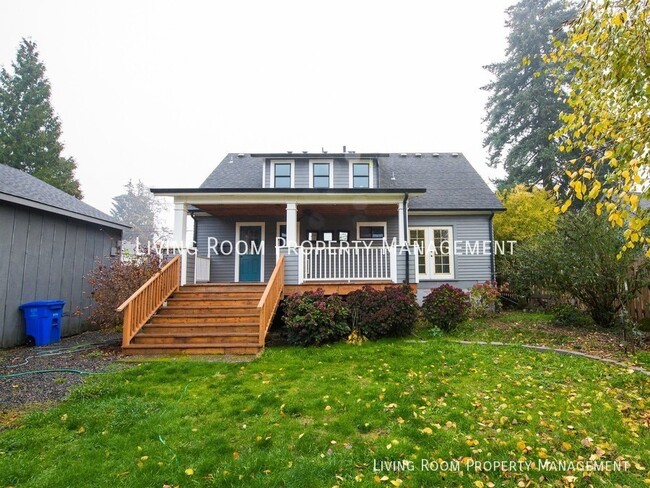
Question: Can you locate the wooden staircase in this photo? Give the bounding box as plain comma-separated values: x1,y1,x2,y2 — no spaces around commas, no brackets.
122,284,267,355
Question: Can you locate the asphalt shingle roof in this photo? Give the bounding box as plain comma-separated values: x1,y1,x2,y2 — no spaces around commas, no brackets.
0,164,128,229
199,152,503,211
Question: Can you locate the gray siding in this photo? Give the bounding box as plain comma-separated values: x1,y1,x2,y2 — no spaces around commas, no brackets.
0,202,122,348
408,214,493,297
185,253,196,284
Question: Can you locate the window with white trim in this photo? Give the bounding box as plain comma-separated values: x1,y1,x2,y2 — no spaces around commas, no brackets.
312,162,331,188
357,222,387,240
352,162,370,188
274,163,292,188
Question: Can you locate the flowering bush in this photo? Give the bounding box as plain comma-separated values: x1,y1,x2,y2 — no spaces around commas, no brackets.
283,289,350,346
468,280,504,318
347,284,419,339
421,284,469,332
85,253,163,328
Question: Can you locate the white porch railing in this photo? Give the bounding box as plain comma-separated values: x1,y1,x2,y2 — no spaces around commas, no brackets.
194,256,210,283
298,245,397,283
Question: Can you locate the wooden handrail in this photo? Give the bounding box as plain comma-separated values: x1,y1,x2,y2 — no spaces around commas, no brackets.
257,254,285,347
117,255,182,347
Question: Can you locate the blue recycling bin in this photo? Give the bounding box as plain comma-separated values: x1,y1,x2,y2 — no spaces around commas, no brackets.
19,300,65,346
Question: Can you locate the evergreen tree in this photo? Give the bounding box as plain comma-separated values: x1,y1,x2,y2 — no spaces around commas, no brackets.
111,180,171,245
482,0,575,191
0,39,82,197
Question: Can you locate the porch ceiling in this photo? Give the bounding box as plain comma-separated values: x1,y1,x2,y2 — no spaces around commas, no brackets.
194,203,398,218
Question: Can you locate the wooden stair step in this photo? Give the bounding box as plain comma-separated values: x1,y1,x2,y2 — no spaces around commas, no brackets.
158,306,258,315
133,332,259,344
143,324,258,334
171,291,263,299
166,298,260,307
123,343,261,355
150,314,258,325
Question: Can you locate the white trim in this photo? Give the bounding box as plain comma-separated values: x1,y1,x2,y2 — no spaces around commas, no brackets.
308,159,334,189
356,221,387,241
235,222,266,283
270,160,295,189
170,193,413,206
409,227,428,281
348,159,374,189
262,160,267,188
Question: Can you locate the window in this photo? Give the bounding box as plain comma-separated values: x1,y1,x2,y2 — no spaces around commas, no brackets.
357,222,387,240
312,162,331,188
273,162,292,188
352,162,370,188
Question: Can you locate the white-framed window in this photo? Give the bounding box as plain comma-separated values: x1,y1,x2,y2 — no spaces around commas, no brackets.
349,159,373,188
309,159,333,188
356,221,387,240
408,226,454,280
276,221,301,244
270,160,294,188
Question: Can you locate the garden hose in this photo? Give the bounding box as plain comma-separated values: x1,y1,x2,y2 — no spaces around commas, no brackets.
0,369,103,379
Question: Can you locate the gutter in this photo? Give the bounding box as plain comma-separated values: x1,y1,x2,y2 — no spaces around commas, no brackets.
403,193,410,285
488,212,495,281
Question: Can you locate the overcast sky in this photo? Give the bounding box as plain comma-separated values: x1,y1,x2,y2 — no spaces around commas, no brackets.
1,0,512,215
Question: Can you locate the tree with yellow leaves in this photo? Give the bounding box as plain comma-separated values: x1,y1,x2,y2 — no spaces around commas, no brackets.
547,0,649,256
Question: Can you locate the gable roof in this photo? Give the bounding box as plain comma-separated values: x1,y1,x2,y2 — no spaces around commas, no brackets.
197,152,502,211
0,164,128,230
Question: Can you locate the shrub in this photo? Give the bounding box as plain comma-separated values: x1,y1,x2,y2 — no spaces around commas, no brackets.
85,253,163,328
283,289,350,346
346,284,419,339
469,280,504,318
421,284,469,332
551,304,595,328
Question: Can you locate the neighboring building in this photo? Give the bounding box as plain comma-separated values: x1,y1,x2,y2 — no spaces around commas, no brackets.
0,164,128,348
153,152,504,298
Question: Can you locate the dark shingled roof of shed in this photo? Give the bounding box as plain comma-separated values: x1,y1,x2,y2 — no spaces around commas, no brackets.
199,153,503,211
0,164,128,229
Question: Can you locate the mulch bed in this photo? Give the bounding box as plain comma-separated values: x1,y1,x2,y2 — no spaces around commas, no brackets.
474,317,649,364
0,330,125,417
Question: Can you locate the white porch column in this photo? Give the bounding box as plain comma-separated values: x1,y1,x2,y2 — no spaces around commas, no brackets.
174,202,188,247
286,202,298,247
174,202,188,286
398,201,406,245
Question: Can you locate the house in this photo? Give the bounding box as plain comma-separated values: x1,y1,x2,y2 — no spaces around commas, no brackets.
0,164,128,348
116,152,503,355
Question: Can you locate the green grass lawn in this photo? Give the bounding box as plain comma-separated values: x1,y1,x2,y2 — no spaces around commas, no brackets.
1,338,648,487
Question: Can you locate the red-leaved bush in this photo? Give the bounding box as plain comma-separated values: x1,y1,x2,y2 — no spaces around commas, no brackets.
421,284,469,331
283,289,350,346
346,284,419,339
85,254,163,328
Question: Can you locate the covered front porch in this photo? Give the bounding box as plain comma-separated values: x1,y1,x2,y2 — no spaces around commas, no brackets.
167,190,419,287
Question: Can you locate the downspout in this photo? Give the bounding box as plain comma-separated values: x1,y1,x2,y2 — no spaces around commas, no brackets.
190,211,198,251
488,212,495,281
403,193,409,284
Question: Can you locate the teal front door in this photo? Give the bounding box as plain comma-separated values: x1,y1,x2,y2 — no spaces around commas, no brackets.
238,225,263,282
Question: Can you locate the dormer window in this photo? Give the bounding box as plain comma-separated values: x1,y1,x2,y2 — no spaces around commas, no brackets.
310,160,332,188
272,161,293,188
350,160,373,188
